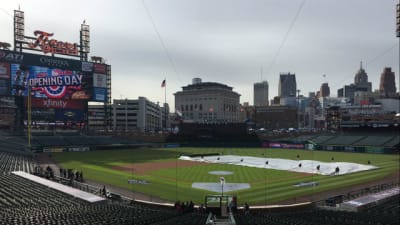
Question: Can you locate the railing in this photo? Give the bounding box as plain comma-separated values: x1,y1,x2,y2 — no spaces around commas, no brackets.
315,181,400,208
52,175,100,194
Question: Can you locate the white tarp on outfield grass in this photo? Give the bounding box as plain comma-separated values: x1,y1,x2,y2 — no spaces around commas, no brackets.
179,155,378,176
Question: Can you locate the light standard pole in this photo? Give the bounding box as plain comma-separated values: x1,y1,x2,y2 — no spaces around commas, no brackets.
297,89,301,129
131,168,135,200
125,98,128,132
27,84,31,149
265,160,268,204
397,2,400,96
176,154,179,201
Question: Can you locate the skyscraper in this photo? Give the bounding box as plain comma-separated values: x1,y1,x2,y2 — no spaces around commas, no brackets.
253,81,269,106
337,62,372,103
319,83,330,97
354,61,372,92
379,67,396,97
278,73,297,98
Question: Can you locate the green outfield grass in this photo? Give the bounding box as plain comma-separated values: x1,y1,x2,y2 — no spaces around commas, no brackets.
52,148,399,205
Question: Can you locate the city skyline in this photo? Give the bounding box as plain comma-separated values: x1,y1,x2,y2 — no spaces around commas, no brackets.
0,0,398,109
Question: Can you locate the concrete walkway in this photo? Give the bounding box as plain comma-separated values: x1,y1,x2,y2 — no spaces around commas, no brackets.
83,178,173,205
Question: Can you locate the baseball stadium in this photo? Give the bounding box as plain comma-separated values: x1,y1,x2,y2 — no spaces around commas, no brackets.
0,7,399,225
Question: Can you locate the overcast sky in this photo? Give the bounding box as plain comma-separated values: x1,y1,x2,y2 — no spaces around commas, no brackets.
0,0,398,110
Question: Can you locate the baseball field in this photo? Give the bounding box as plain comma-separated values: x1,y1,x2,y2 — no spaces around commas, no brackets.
52,147,399,205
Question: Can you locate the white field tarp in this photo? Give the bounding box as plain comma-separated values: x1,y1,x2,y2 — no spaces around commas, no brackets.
179,155,377,176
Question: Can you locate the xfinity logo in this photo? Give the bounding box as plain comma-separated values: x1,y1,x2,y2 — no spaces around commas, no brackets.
0,50,24,62
43,99,67,108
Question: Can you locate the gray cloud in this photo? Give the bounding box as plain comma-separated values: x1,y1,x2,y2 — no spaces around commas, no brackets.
0,0,397,108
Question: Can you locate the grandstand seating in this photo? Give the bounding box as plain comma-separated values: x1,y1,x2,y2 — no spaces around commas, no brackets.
323,135,365,146
304,133,399,150
0,130,398,225
0,152,37,174
233,201,399,225
277,134,317,143
353,136,396,147
366,197,400,216
0,172,209,225
0,131,28,153
32,136,71,147
30,134,143,148
167,123,260,147
309,135,335,144
384,136,400,148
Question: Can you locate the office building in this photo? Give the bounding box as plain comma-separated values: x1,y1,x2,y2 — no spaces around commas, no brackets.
379,67,396,97
278,73,297,98
112,97,169,132
319,83,330,97
253,81,269,106
174,78,240,123
337,62,372,103
354,62,372,92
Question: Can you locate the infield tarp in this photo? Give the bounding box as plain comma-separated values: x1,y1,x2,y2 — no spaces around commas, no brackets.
179,155,377,176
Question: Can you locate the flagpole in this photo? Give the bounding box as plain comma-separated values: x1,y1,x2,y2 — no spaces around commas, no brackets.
164,78,166,130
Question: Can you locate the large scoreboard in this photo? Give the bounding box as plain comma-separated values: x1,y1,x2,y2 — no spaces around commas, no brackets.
0,49,110,125
0,9,111,129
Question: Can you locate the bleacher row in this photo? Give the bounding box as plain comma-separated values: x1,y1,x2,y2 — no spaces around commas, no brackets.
234,198,399,225
308,135,399,148
0,142,398,225
0,152,37,174
0,151,208,225
0,132,28,153
31,135,144,147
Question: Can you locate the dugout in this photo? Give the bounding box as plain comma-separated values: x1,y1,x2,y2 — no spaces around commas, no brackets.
205,195,236,217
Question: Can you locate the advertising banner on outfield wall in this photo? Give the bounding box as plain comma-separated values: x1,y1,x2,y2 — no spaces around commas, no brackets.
266,142,305,149
43,147,64,153
365,147,384,153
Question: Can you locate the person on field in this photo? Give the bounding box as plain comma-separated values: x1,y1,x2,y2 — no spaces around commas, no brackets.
244,202,250,215
335,166,340,175
102,185,107,197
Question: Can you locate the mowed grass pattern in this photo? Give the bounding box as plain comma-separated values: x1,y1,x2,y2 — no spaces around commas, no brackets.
52,148,399,205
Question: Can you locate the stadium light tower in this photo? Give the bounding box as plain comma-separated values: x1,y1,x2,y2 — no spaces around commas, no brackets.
175,154,181,201
125,98,128,132
397,2,400,94
265,160,268,204
27,84,32,149
297,89,301,128
220,177,225,196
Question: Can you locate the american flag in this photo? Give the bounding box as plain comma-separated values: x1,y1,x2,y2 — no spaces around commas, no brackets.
161,79,166,88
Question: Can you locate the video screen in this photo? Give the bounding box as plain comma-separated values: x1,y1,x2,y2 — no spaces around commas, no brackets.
10,64,91,100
